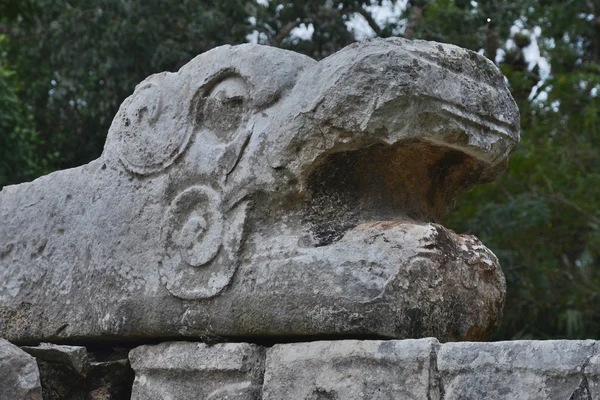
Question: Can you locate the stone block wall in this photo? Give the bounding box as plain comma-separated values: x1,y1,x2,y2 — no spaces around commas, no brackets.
4,338,598,399
129,339,599,400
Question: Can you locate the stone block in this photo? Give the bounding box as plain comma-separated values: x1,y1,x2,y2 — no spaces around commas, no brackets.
263,338,439,400
438,340,599,399
21,342,133,399
0,338,42,399
129,342,265,400
22,343,88,376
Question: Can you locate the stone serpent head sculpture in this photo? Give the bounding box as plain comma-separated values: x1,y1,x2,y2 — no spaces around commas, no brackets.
0,38,519,342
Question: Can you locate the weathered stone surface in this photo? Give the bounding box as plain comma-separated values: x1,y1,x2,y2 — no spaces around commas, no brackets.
11,339,596,398
22,343,88,376
588,346,600,398
262,339,600,399
0,338,42,399
21,343,133,399
129,342,264,400
263,338,439,400
438,340,600,399
0,38,519,342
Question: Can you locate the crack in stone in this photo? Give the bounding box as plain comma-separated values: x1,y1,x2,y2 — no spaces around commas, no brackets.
570,341,599,400
428,340,443,400
569,376,592,400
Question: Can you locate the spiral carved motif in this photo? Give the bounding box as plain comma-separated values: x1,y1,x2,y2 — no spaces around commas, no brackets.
159,185,243,299
114,81,193,175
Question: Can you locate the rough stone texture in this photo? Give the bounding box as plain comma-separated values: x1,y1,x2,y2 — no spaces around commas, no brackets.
0,38,519,342
122,339,600,399
129,342,264,400
438,340,600,400
588,345,600,399
263,338,439,400
21,343,133,399
22,343,88,376
5,338,598,398
0,338,42,399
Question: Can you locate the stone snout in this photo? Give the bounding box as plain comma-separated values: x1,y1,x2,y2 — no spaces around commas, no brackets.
225,38,517,340
0,38,519,343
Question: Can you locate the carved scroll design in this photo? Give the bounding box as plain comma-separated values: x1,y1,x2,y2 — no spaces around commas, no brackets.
113,70,252,176
114,81,194,175
112,70,255,298
154,72,255,299
159,185,247,299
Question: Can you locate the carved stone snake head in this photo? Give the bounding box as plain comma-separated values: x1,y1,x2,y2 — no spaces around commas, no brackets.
1,38,519,342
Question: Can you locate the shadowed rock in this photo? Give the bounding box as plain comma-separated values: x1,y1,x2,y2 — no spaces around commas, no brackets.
20,343,134,399
0,338,42,399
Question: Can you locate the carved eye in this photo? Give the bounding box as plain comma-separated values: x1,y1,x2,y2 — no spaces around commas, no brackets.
195,75,250,143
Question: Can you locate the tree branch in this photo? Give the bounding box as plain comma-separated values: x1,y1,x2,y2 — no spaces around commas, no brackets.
585,0,596,16
351,7,382,37
0,23,23,38
403,5,422,39
274,21,299,45
547,193,600,225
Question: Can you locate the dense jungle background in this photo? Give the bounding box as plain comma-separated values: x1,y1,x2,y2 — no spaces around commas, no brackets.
1,0,599,340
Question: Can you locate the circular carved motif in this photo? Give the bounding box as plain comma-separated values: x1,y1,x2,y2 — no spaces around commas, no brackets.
159,185,244,299
193,75,251,144
175,208,223,267
115,82,193,175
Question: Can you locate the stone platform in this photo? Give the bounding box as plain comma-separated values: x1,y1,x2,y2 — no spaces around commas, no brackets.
131,338,600,400
4,338,598,399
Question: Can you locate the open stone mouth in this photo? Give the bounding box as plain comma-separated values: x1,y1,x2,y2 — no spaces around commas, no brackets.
303,139,492,247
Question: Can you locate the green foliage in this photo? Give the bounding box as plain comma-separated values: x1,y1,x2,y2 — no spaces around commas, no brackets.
436,0,600,339
1,0,252,172
0,37,48,187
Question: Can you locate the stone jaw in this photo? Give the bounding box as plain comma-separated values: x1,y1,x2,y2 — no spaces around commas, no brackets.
0,38,518,343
